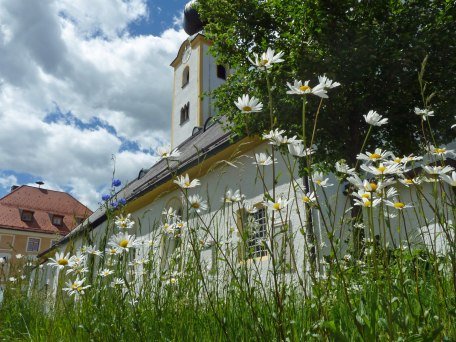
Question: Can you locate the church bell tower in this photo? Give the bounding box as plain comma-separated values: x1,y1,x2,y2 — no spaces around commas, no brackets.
170,1,227,148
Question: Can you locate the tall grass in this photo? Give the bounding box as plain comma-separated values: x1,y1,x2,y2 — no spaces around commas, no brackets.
1,51,455,341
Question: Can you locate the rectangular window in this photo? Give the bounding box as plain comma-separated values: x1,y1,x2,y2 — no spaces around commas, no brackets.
21,210,34,222
27,238,40,252
216,65,226,80
52,215,63,226
241,207,268,260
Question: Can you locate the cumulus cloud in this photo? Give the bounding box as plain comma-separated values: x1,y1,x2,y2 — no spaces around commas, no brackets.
0,173,18,190
0,0,187,209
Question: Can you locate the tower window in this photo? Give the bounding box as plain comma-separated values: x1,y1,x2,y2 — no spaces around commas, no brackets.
182,66,190,87
180,102,190,124
216,65,226,80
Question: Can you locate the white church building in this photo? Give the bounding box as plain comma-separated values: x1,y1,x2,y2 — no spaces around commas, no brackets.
32,5,454,294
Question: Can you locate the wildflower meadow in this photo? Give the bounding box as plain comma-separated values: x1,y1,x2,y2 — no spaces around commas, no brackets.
1,46,455,341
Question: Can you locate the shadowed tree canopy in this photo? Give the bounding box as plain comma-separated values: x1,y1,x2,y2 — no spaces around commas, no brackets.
197,0,456,164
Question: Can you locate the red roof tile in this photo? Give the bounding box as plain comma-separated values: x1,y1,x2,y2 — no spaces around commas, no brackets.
0,185,92,235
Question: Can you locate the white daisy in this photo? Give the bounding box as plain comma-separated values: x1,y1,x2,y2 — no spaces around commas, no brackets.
357,148,393,163
422,165,454,176
288,141,316,158
317,75,340,89
84,245,103,257
234,94,263,113
302,191,317,205
267,196,291,212
115,213,135,230
286,80,328,98
63,277,90,297
187,194,208,213
223,189,244,203
48,252,71,269
110,278,126,287
360,162,403,176
99,269,114,277
248,47,284,70
414,107,434,121
244,203,259,214
108,232,138,252
335,161,355,175
363,110,388,126
384,199,413,210
157,145,180,159
253,153,276,166
105,247,121,256
262,128,286,145
354,197,381,208
312,172,333,187
426,145,454,158
161,222,176,235
398,177,422,187
174,174,201,189
440,171,456,186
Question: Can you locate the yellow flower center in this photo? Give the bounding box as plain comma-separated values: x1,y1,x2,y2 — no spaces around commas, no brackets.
435,148,446,154
404,179,413,184
273,203,281,210
364,200,372,207
394,202,405,209
369,183,377,191
316,180,322,185
369,153,381,159
119,239,129,248
303,196,310,203
259,59,269,66
299,85,311,92
58,259,68,266
394,158,401,163
191,202,200,209
377,166,386,173
361,193,370,199
242,106,252,112
184,181,190,187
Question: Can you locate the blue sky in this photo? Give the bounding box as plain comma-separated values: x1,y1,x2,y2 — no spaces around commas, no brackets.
0,0,189,209
130,0,188,36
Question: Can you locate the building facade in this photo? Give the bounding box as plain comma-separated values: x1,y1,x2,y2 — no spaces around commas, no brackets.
0,185,92,280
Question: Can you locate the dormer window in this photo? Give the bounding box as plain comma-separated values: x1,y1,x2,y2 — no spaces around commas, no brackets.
217,65,226,80
21,210,34,222
180,102,190,124
52,215,64,226
182,66,190,87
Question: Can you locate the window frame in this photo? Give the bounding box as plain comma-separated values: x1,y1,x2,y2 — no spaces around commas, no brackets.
180,102,190,125
52,215,64,226
216,64,227,80
182,66,190,88
238,206,268,261
26,237,41,253
20,210,34,222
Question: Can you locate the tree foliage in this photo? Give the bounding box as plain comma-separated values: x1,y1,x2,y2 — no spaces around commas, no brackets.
198,0,456,164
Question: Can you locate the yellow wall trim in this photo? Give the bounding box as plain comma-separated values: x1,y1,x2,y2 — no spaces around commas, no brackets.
125,136,262,214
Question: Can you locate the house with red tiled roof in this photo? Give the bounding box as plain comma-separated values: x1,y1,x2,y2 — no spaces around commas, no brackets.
0,185,92,273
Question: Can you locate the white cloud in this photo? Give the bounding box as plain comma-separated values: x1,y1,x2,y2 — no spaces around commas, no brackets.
0,174,17,190
0,0,187,210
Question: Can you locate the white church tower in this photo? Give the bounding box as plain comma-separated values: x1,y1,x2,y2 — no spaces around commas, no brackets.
170,1,227,148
